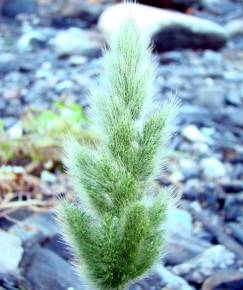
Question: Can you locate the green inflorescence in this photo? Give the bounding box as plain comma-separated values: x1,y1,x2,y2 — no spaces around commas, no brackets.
58,16,179,290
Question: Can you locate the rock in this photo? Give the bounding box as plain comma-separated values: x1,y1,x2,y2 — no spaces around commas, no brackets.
228,222,243,244
200,157,227,179
44,234,72,261
182,125,209,143
225,108,243,127
224,193,243,221
10,212,58,243
7,122,23,139
156,264,194,290
56,0,105,24
0,230,23,274
40,170,57,184
2,0,37,18
226,19,243,37
202,271,243,290
24,248,83,290
140,0,197,11
173,245,236,284
165,232,211,265
17,30,48,52
50,28,102,57
98,3,226,52
178,105,210,125
0,53,18,73
167,208,193,235
196,86,225,108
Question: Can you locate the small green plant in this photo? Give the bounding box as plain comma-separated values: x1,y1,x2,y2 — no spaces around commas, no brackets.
0,101,96,163
58,17,179,290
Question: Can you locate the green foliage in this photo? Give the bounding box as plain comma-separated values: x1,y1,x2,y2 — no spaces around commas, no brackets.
0,102,96,163
58,17,179,290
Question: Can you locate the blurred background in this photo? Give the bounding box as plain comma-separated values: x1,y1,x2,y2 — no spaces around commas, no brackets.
0,0,243,289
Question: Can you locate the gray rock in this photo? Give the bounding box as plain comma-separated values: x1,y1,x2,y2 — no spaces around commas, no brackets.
226,19,243,37
165,232,212,265
51,28,102,57
0,53,18,73
196,86,225,108
202,271,243,290
10,212,58,243
225,108,243,127
173,245,236,284
156,264,194,290
0,230,23,274
182,125,209,143
179,159,200,179
98,3,227,52
200,157,227,179
2,0,37,18
167,208,193,235
25,248,83,290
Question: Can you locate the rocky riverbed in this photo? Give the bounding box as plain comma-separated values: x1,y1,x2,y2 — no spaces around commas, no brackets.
0,0,243,289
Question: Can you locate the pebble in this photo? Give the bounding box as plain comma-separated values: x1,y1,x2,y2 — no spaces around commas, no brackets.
2,0,37,18
202,271,243,290
173,245,236,284
167,208,193,235
50,28,102,57
0,230,23,274
182,125,209,143
166,232,211,265
200,157,227,179
156,264,194,290
9,212,58,243
24,248,83,290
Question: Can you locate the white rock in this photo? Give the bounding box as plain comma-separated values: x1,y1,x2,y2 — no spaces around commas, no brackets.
225,18,243,37
98,3,226,51
173,245,235,284
156,264,194,290
167,208,193,235
0,230,23,273
41,170,57,184
182,125,209,143
200,157,227,179
7,122,23,139
50,28,101,57
17,30,46,52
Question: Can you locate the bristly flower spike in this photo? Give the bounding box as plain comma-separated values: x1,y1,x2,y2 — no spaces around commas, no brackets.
57,8,179,290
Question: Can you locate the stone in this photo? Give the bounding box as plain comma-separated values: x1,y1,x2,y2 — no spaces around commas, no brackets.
165,232,211,265
9,212,58,243
167,208,193,235
182,125,209,143
226,19,243,37
173,245,236,284
0,53,18,73
41,170,57,184
202,271,243,290
2,0,37,18
50,28,102,57
228,222,243,244
98,3,226,52
17,30,48,52
57,0,105,24
196,86,225,108
24,248,83,290
156,264,194,290
44,234,73,261
140,0,197,10
200,157,227,179
0,230,23,274
225,108,243,127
